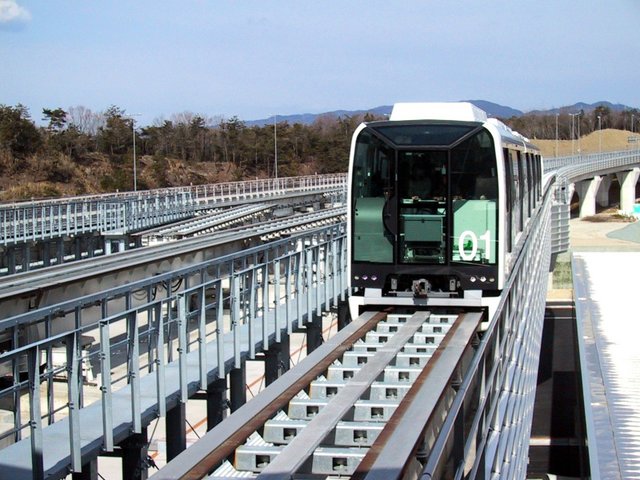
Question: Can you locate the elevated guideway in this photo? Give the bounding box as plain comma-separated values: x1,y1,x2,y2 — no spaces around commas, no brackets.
0,174,346,275
0,206,346,319
0,150,639,479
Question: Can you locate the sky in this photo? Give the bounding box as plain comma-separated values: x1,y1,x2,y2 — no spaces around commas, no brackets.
1,0,640,127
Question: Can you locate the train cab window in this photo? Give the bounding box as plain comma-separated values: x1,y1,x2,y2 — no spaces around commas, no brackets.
397,151,447,264
351,130,394,263
450,129,498,265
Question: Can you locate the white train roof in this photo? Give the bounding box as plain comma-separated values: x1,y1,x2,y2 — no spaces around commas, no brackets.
389,102,487,122
388,101,537,150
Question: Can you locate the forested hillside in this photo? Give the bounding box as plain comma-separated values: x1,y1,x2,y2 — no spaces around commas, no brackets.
0,103,638,201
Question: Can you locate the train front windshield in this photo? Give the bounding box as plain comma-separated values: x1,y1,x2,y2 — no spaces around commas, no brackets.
351,122,498,290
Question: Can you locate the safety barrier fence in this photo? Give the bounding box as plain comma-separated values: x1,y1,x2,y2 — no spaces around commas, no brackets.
0,173,347,246
0,224,348,478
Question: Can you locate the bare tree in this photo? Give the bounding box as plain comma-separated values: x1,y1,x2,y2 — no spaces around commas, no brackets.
67,105,104,135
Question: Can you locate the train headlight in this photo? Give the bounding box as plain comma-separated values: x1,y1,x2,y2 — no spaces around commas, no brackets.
362,275,368,280
470,276,476,283
371,275,378,281
480,276,486,282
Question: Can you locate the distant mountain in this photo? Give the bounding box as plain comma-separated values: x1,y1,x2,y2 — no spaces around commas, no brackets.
246,106,392,127
245,100,636,126
528,101,632,116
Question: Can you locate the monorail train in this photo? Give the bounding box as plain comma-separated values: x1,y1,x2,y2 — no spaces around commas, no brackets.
347,102,543,319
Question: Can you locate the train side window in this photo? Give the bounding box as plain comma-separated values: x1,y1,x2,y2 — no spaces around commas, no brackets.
519,151,529,225
530,154,537,206
526,153,533,217
351,129,394,263
503,148,512,253
536,154,542,200
510,150,522,235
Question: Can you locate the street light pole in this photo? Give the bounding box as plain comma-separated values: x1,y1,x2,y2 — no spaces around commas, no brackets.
274,114,278,179
577,112,582,156
555,113,559,157
130,113,142,192
570,113,576,156
598,115,602,154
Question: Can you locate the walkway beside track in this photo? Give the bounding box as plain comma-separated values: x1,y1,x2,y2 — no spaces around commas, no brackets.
0,281,344,480
573,252,640,479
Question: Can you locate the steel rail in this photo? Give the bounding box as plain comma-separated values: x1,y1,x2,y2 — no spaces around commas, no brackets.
351,311,483,480
257,311,432,479
150,310,387,480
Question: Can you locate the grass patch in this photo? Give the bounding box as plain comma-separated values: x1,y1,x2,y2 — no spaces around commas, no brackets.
552,260,573,290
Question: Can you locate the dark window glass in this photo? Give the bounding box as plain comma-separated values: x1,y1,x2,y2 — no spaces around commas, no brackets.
450,129,498,265
351,130,394,263
397,151,448,264
372,124,476,147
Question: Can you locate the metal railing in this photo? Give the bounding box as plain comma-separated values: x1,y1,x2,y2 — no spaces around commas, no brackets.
544,150,640,255
0,224,348,478
0,173,347,246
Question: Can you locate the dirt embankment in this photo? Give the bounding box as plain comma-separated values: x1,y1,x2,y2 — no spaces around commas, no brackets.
535,128,639,157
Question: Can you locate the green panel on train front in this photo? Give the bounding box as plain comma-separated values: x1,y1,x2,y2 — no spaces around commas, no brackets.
354,197,393,263
452,200,497,264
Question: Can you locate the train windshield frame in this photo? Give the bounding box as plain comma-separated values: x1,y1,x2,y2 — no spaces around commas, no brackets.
351,121,498,270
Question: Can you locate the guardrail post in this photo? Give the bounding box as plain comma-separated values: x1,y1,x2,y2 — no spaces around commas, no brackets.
99,319,114,451
28,346,44,480
66,332,82,473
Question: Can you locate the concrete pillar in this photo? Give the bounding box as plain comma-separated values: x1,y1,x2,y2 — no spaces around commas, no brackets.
566,183,576,206
264,334,290,386
166,402,186,461
86,236,95,258
121,428,149,480
6,246,16,274
42,241,51,267
617,168,640,214
577,176,602,218
56,237,65,264
21,242,31,272
74,237,83,261
72,458,98,480
306,313,324,355
338,301,351,330
206,378,228,431
596,175,612,208
229,361,247,413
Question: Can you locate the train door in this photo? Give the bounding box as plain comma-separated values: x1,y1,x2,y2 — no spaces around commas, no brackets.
397,151,447,264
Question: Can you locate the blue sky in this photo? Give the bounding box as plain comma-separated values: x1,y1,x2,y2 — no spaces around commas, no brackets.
1,1,639,126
